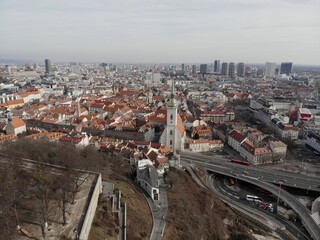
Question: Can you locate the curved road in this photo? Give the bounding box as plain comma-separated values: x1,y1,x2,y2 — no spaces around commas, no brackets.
213,174,310,240
181,152,320,240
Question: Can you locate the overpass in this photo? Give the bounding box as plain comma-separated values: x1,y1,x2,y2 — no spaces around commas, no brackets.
180,152,320,240
180,152,320,192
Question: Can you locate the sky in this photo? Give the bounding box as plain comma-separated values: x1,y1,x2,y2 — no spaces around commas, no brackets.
0,0,319,65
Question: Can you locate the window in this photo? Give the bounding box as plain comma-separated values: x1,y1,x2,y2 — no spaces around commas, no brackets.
170,140,172,145
170,114,173,120
170,130,173,135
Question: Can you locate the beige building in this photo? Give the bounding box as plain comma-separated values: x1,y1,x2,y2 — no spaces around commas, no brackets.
6,118,27,135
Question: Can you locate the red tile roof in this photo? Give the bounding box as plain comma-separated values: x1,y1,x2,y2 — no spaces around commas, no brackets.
229,130,246,143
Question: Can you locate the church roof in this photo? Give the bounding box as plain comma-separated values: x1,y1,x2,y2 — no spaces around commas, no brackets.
177,114,185,137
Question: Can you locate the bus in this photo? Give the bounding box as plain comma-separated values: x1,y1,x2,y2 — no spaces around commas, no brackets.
229,177,235,186
246,195,262,202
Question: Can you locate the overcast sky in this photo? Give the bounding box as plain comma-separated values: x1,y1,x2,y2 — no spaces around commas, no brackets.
0,0,319,64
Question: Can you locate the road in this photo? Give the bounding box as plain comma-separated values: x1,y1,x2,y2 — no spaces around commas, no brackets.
181,151,320,192
180,151,320,240
212,174,310,240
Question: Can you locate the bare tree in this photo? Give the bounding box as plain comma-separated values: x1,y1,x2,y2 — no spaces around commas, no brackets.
0,157,23,239
55,171,73,225
30,165,55,239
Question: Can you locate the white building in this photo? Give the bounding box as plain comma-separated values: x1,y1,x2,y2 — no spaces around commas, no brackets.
228,130,247,152
160,82,186,152
269,141,287,160
136,159,160,201
265,62,276,77
188,139,223,152
6,118,27,136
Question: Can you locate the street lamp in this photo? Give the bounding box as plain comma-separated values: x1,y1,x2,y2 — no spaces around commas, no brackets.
277,179,287,206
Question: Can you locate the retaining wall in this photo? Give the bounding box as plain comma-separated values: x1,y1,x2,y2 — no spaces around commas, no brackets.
78,174,103,240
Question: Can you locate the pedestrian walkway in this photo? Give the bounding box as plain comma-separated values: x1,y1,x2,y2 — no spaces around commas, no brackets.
148,179,168,240
134,177,168,240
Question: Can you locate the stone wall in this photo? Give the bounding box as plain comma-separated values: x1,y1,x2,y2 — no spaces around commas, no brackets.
78,174,103,240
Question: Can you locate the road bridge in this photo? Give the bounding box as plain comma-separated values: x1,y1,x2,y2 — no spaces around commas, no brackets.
180,152,320,192
180,153,320,240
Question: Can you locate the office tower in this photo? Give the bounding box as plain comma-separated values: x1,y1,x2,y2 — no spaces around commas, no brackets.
200,64,208,74
280,62,293,74
228,62,235,77
214,60,220,73
237,62,245,77
192,65,197,74
265,62,276,77
181,63,185,72
208,63,214,74
245,65,252,76
221,62,229,76
45,59,52,74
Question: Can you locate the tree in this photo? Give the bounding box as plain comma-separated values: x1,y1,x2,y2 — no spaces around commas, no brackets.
0,157,23,239
31,165,55,239
55,170,73,225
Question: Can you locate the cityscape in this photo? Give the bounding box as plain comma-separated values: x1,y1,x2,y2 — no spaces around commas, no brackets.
1,0,320,240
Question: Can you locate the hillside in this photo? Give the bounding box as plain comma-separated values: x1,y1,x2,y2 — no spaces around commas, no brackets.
163,169,263,240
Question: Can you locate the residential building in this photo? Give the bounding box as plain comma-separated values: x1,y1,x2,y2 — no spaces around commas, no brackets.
192,65,197,74
6,118,26,135
239,139,273,165
228,62,236,77
275,124,299,140
59,133,90,147
190,125,212,139
269,141,287,161
237,62,245,77
228,130,246,152
265,62,276,77
221,62,229,76
214,60,220,73
188,139,224,152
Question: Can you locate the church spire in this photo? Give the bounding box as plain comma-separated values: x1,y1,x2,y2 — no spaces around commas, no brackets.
168,80,176,107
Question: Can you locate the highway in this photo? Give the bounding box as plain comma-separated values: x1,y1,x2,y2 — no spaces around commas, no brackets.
211,174,310,240
180,151,320,240
180,152,320,192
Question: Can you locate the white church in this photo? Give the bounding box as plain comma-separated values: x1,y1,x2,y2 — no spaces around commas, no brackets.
160,82,186,152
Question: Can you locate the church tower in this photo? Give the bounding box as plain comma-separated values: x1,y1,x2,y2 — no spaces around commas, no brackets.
160,81,185,152
166,81,178,148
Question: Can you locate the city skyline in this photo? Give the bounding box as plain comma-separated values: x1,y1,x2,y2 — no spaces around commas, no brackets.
0,0,319,65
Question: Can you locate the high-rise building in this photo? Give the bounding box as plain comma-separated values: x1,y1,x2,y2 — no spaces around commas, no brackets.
45,59,52,74
192,65,197,74
265,62,276,77
214,60,220,73
237,62,245,77
280,62,293,74
200,64,207,74
228,62,235,77
221,62,229,76
181,63,185,72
